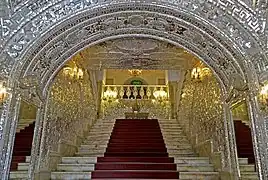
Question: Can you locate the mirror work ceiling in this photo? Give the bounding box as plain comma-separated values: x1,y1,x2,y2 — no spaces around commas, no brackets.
69,37,198,70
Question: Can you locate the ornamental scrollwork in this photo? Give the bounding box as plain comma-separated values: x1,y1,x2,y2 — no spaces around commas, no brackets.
0,0,267,80
15,11,243,93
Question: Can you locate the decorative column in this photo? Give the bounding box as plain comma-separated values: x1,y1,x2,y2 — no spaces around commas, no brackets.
0,85,21,180
96,70,105,118
166,70,183,119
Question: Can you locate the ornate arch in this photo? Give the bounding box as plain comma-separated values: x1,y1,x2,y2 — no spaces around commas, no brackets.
0,1,268,179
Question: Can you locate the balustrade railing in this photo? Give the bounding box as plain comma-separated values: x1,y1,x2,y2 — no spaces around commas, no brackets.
102,85,169,100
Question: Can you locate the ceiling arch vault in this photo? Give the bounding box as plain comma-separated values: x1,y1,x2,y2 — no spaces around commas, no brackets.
0,1,268,180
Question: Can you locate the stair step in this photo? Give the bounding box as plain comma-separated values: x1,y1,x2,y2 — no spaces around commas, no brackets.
91,170,179,179
177,164,214,172
9,171,28,179
51,172,92,179
97,157,174,163
238,158,249,165
240,164,255,172
62,157,97,164
17,163,30,171
240,172,259,179
57,164,95,171
95,163,177,170
76,152,104,157
104,152,169,157
179,172,219,179
174,157,210,164
80,144,107,149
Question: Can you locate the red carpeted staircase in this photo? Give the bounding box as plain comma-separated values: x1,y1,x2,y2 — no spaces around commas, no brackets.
92,119,179,179
234,120,255,164
10,122,35,170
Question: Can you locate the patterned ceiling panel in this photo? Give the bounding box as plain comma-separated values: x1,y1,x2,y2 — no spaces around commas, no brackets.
76,37,197,70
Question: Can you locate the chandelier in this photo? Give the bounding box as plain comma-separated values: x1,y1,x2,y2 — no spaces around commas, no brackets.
128,69,142,76
63,64,84,80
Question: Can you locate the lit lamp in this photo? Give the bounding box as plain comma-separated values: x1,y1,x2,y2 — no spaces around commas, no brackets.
259,82,268,107
103,88,118,102
191,66,210,81
153,90,168,101
63,64,84,80
0,81,7,108
128,69,142,76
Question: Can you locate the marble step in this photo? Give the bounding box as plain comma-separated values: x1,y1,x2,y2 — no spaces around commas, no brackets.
84,138,110,142
91,126,114,129
238,158,249,165
165,143,193,147
162,134,187,138
240,172,259,180
25,156,31,163
177,164,214,172
160,125,182,128
17,163,29,171
175,157,210,164
163,137,189,141
169,152,195,157
167,149,194,154
162,129,185,132
75,152,104,157
51,172,91,179
166,145,192,149
62,157,97,164
80,144,108,149
57,164,95,171
86,135,111,139
9,171,28,179
55,163,214,172
240,164,255,172
164,140,190,144
89,130,113,134
179,172,219,180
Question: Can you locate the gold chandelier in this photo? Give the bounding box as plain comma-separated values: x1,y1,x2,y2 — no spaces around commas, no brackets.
63,64,84,80
128,69,142,76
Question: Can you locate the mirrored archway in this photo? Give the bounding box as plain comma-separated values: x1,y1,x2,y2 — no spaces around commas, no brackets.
0,2,268,180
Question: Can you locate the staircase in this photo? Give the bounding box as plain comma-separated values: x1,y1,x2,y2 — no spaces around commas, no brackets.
234,120,258,179
91,119,179,179
51,118,219,179
16,119,35,133
9,122,35,179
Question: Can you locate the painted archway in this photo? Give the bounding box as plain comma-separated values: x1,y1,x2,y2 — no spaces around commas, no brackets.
0,1,268,179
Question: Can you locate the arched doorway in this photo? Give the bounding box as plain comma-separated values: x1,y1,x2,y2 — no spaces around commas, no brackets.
0,1,267,180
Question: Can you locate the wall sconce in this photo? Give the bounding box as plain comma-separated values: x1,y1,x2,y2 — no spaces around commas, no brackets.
191,67,210,81
0,81,7,108
259,82,268,107
128,69,142,76
63,64,84,80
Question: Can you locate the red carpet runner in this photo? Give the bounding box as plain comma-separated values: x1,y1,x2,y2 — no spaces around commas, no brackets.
234,120,255,164
11,122,35,170
92,119,179,179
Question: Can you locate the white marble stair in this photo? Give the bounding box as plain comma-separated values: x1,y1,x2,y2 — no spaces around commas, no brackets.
239,157,258,179
9,119,35,179
159,119,220,180
51,119,116,179
16,119,35,133
9,156,31,179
